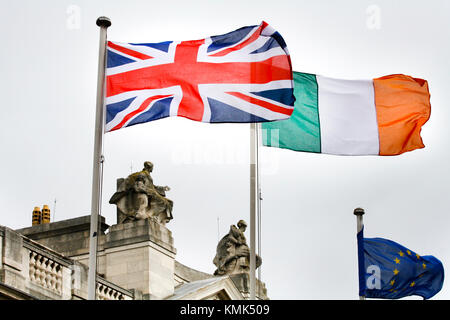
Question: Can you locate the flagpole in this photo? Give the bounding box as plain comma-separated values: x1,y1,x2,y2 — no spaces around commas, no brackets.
256,122,262,299
87,16,111,300
354,207,366,300
250,123,258,300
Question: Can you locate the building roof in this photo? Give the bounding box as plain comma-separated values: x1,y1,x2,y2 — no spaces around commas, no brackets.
168,276,243,300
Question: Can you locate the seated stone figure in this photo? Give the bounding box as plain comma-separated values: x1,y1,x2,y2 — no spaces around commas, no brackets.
213,220,262,276
109,161,173,225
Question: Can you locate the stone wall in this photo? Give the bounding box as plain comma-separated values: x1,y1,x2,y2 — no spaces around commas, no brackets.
16,216,176,299
0,225,135,300
104,219,176,299
16,215,109,258
11,216,268,300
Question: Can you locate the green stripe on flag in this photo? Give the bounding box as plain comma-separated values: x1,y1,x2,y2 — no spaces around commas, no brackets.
262,72,321,153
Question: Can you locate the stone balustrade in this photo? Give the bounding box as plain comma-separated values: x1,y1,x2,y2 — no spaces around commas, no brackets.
28,250,63,295
96,277,133,300
0,226,136,300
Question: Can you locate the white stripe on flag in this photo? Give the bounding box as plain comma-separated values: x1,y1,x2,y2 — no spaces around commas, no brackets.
316,76,380,155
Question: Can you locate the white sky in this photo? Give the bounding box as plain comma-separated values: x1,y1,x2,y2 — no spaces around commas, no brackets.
1,0,449,299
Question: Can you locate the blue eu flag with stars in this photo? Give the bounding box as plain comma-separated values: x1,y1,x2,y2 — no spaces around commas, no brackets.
357,227,444,299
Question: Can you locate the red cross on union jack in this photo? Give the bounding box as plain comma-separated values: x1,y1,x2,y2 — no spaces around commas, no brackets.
105,21,295,132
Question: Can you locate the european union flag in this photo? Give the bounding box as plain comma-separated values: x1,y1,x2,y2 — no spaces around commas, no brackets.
357,227,444,299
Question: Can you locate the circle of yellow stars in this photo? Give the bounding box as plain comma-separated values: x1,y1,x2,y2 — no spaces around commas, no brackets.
389,249,426,293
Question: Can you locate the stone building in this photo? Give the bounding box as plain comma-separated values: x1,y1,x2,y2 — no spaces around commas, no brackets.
0,215,267,300
0,162,267,300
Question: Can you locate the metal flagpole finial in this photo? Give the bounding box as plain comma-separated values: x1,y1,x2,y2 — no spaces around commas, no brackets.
353,207,365,216
96,16,111,28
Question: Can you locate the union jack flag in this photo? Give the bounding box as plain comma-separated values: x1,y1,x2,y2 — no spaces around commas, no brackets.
105,21,295,132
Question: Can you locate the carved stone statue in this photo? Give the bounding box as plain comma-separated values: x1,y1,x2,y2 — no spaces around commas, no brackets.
213,220,262,276
109,161,173,225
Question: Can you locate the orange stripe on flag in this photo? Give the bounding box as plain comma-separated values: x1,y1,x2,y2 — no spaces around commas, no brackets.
373,74,431,156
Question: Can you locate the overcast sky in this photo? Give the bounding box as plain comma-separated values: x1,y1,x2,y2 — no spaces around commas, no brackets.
1,0,449,300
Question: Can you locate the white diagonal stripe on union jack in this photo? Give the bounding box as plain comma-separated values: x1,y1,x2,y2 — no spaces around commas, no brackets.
105,21,295,132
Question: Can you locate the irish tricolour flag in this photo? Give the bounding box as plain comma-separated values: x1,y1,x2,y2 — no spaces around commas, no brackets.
262,72,431,156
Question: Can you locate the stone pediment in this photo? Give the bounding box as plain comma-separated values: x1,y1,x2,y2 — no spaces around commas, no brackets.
168,276,243,300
